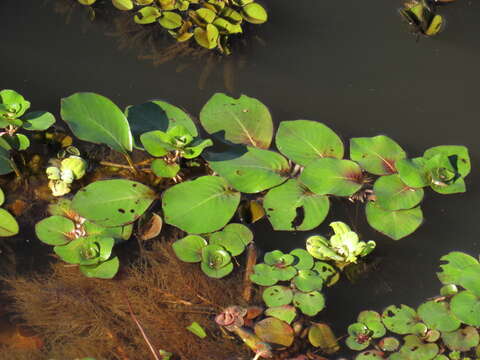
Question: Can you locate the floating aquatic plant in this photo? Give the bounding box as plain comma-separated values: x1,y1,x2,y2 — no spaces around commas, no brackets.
76,0,268,53
346,251,480,360
46,146,88,196
399,0,444,38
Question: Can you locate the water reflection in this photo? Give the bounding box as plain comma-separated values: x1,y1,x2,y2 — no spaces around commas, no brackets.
51,0,267,93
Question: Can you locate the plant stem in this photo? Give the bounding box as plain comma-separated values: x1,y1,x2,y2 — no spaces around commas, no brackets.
10,159,21,178
99,161,133,170
242,243,257,304
123,153,138,174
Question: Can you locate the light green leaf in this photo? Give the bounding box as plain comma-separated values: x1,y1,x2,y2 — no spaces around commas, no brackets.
441,326,479,352
450,291,480,326
275,120,344,166
418,301,461,332
186,322,207,339
262,286,293,307
423,145,470,177
209,223,252,256
158,11,183,29
172,235,207,263
396,157,429,188
382,305,418,334
437,251,479,285
112,0,134,10
365,202,423,240
22,111,55,131
293,291,325,316
80,256,120,279
206,146,289,193
265,305,296,325
0,208,19,237
350,135,406,175
151,159,180,178
61,92,133,154
300,158,363,196
194,24,219,49
200,93,273,149
35,215,75,245
134,6,161,24
162,176,240,234
373,174,424,211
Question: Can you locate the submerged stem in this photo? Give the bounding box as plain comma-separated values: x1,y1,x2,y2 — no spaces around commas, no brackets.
242,243,257,304
123,153,138,174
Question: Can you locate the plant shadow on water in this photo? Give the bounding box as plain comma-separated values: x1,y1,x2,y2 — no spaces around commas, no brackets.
50,0,267,94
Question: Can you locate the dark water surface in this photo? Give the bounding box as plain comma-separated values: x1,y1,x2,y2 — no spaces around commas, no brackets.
2,0,480,340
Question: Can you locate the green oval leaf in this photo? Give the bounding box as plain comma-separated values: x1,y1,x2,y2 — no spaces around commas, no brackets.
206,146,289,193
441,326,479,352
350,135,406,175
265,305,296,325
162,176,240,234
0,208,19,237
151,158,180,178
200,244,233,278
61,92,133,154
158,11,183,29
300,158,363,196
200,93,273,149
72,180,155,227
437,251,479,285
365,202,423,240
424,145,470,177
80,256,120,279
275,120,344,166
293,269,324,292
134,6,161,24
35,215,75,245
373,174,424,211
382,305,418,334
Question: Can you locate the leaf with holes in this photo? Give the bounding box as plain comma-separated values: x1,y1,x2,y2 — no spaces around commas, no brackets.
300,158,363,196
373,174,424,211
365,202,423,240
289,249,314,270
390,335,438,360
423,145,470,177
162,176,240,234
382,305,418,334
293,270,324,292
275,120,344,166
358,311,386,338
72,180,155,228
263,179,330,231
262,286,293,307
200,93,273,149
350,135,406,175
61,92,133,153
206,146,289,193
441,326,479,352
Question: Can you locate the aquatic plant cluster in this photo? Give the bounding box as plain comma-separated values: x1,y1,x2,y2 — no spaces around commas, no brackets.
346,252,480,360
0,90,471,274
0,89,475,359
76,0,268,52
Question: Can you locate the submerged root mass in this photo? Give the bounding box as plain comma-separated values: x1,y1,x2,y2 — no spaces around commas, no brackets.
2,241,253,360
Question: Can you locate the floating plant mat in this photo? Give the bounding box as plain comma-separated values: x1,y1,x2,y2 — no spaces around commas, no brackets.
3,241,252,360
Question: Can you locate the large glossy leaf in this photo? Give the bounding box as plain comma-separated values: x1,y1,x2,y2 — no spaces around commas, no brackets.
35,215,75,245
275,120,344,166
0,147,13,175
437,252,479,285
365,202,423,240
200,93,273,149
206,146,289,193
300,158,363,196
0,208,19,237
373,174,424,210
396,157,430,188
125,100,197,148
162,176,240,234
350,135,406,175
424,145,470,177
263,179,330,231
72,180,155,227
61,92,133,154
450,291,480,326
254,317,294,347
